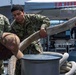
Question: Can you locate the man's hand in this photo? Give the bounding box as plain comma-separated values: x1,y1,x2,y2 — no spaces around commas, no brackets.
40,28,47,38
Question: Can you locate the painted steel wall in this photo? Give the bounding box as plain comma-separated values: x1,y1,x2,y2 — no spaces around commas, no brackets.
0,0,25,7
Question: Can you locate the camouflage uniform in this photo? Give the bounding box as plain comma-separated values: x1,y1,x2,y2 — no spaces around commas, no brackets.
11,14,50,75
0,14,11,74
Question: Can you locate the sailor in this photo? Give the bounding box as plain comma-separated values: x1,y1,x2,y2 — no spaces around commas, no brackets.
0,14,10,74
10,4,50,75
0,14,23,74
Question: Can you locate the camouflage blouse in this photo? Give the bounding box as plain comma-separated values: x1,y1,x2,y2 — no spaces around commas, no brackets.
11,14,50,42
0,14,11,35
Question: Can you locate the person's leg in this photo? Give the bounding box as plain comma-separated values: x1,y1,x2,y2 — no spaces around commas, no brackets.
0,60,4,75
15,41,42,75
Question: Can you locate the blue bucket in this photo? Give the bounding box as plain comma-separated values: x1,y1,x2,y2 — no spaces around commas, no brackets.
21,54,61,75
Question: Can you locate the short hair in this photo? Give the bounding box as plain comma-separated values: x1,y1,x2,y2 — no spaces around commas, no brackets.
11,4,24,12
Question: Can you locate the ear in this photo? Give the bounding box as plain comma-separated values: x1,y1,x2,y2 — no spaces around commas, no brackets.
23,11,26,14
